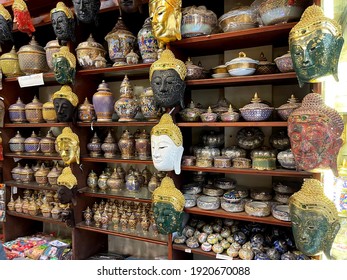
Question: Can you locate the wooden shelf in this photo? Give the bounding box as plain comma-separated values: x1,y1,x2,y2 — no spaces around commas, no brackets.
76,222,168,246
172,244,236,260
185,72,298,89
184,207,291,227
5,153,61,160
81,156,152,165
7,210,66,226
181,165,313,177
79,187,152,203
5,180,58,191
171,22,297,56
177,121,287,127
4,122,68,128
4,72,56,84
77,121,158,127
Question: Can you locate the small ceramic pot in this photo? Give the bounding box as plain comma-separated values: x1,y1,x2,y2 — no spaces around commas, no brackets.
275,94,301,121
220,105,240,122
87,132,103,158
118,130,135,159
277,149,297,169
78,97,96,122
0,46,24,77
245,201,271,217
24,131,40,154
179,100,202,122
9,131,26,154
101,131,118,158
8,97,27,123
39,130,56,155
135,130,151,160
87,170,98,191
237,127,265,150
185,57,205,80
239,92,274,121
200,106,218,122
274,52,294,73
222,146,247,159
11,163,23,182
182,155,196,166
44,39,60,70
232,157,251,169
197,195,220,210
42,98,57,123
225,52,259,76
25,96,43,123
213,156,231,168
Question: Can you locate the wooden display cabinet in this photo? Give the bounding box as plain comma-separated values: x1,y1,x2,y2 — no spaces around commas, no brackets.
0,0,322,260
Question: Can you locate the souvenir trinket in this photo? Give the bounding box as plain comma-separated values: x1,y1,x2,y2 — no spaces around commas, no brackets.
87,132,102,157
137,18,158,63
50,2,75,45
0,47,23,78
139,87,161,122
101,131,117,158
225,52,259,76
275,94,301,121
93,80,114,122
52,85,79,122
9,131,25,154
25,96,43,123
118,130,135,159
42,98,57,123
12,0,35,36
218,6,257,33
78,98,95,122
52,46,76,85
274,52,294,73
8,97,26,123
239,93,274,121
56,127,80,165
72,0,100,24
179,100,201,122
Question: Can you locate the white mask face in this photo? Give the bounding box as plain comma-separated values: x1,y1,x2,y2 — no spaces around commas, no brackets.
151,134,184,175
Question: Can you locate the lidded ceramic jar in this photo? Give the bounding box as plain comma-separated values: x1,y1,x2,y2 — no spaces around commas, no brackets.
101,131,117,158
87,132,102,157
237,127,265,150
118,130,135,159
42,97,57,123
139,87,161,121
239,93,274,121
222,145,247,159
78,97,96,122
24,131,40,154
25,96,43,123
179,100,202,122
141,166,152,186
97,171,109,192
220,104,240,122
20,164,34,183
0,46,24,77
8,97,27,123
39,130,56,155
202,130,224,148
275,94,301,121
114,75,139,122
255,52,277,75
107,168,124,191
41,200,52,218
92,80,114,122
34,163,49,186
105,16,136,66
47,163,62,186
269,130,290,151
75,34,107,69
9,131,25,154
211,97,233,116
251,147,277,171
225,52,259,76
14,196,23,213
11,163,23,182
44,39,60,70
185,57,204,80
135,129,151,160
28,199,39,216
7,195,15,211
277,149,297,169
116,165,126,182
87,170,98,191
200,106,218,122
125,49,139,65
137,17,158,63
17,36,49,75
51,203,61,219
125,172,140,192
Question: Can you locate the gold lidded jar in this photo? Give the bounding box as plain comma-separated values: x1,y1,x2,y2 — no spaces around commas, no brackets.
7,195,15,211
28,199,39,216
24,131,40,154
78,97,96,122
44,39,60,70
25,96,43,123
135,129,151,160
42,97,57,123
17,36,49,75
275,94,301,121
14,196,23,213
20,164,34,183
75,34,107,69
41,200,52,218
8,97,26,123
107,168,124,191
47,163,62,187
239,92,274,121
97,171,109,192
118,129,135,159
101,131,118,158
9,131,25,154
39,130,56,155
87,132,102,157
0,46,24,78
139,87,161,122
11,163,23,182
22,198,29,214
87,170,98,191
51,203,61,220
34,163,49,186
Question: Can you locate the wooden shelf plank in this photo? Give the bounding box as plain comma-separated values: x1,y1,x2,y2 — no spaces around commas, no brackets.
4,72,56,83
177,121,287,127
81,156,152,165
4,122,69,128
5,153,61,160
4,180,58,191
184,207,291,227
77,121,158,127
181,165,313,177
7,210,66,226
172,244,236,260
79,187,152,202
76,222,168,246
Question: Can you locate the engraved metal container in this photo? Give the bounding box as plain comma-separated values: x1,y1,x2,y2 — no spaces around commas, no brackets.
135,129,151,160
25,96,43,123
42,97,57,123
251,147,277,171
78,97,96,122
9,131,25,154
0,46,24,77
24,131,40,154
202,130,224,148
34,163,49,186
44,39,60,70
87,132,102,157
101,131,117,158
8,97,26,123
39,130,56,155
222,145,247,159
179,100,202,122
237,127,265,150
277,149,297,169
17,36,49,75
118,129,135,159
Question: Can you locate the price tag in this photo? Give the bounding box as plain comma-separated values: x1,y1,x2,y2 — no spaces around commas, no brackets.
216,254,232,260
12,187,17,194
13,158,21,162
18,73,44,88
184,249,192,253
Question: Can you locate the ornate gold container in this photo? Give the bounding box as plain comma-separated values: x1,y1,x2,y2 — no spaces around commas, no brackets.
8,97,27,123
34,163,49,186
39,130,56,155
47,163,62,187
24,131,40,154
42,97,57,123
19,164,34,183
78,97,96,122
9,131,25,154
44,39,60,70
0,46,24,77
25,96,43,123
17,36,49,75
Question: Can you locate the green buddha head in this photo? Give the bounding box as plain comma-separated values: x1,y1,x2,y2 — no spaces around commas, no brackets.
52,46,76,85
289,179,340,259
289,5,344,88
152,177,185,234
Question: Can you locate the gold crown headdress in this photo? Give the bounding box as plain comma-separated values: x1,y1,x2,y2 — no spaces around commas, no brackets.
12,0,28,11
52,46,77,68
152,177,185,211
56,127,79,145
289,5,342,40
149,49,186,81
151,113,183,146
50,2,74,19
289,178,339,223
0,4,12,21
57,166,77,189
149,0,182,9
52,85,79,107
289,93,344,138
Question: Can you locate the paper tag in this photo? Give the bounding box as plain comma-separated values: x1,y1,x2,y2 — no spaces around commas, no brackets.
12,187,17,194
184,249,192,253
216,254,232,260
18,74,44,88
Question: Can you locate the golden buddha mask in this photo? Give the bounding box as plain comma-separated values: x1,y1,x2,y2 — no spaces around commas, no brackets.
56,127,80,165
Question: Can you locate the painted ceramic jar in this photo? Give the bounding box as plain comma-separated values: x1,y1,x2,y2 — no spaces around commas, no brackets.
137,17,158,63
51,203,61,220
126,172,140,192
42,97,57,123
220,104,240,122
21,198,29,214
25,96,43,123
39,130,56,155
78,97,96,122
141,166,152,186
179,100,201,122
9,131,25,154
7,195,15,211
34,163,49,186
101,131,117,158
44,39,60,70
97,171,109,192
185,57,205,80
239,92,274,121
19,164,34,183
105,16,136,66
269,130,290,150
200,106,218,122
135,129,151,160
148,173,160,193
275,94,301,121
237,127,265,150
8,97,27,123
107,168,124,191
125,49,139,65
0,46,23,77
116,165,126,182
47,164,62,186
118,130,135,159
14,197,23,213
75,34,107,69
24,131,40,154
277,149,297,169
87,132,102,158
28,200,39,216
87,170,98,191
139,87,161,121
11,163,23,182
92,80,114,122
17,36,49,75
114,75,139,122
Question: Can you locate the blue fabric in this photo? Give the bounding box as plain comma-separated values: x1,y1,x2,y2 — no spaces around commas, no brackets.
0,242,7,260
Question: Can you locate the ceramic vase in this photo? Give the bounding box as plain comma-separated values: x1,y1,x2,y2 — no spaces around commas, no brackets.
101,131,118,158
92,80,114,122
135,129,151,160
87,132,102,157
78,97,96,122
137,17,158,63
139,87,161,121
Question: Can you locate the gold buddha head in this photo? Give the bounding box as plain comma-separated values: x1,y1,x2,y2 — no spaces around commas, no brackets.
55,127,80,165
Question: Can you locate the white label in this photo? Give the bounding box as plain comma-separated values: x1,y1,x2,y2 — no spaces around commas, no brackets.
12,187,17,194
13,158,21,162
18,74,44,88
216,254,232,260
184,249,192,253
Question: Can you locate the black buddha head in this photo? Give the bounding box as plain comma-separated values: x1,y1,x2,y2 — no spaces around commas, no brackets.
52,85,79,122
50,2,75,45
0,4,13,47
119,0,142,13
72,0,100,24
149,49,187,109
